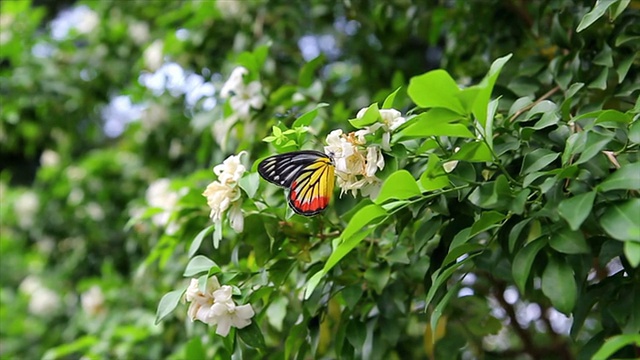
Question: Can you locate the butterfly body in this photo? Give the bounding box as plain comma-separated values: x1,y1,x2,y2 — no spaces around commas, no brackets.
258,150,335,216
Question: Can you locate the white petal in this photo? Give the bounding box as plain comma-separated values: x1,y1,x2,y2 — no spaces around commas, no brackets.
215,316,232,336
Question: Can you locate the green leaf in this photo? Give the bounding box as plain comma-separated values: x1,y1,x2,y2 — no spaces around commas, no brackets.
292,103,329,127
473,54,512,126
397,109,472,139
598,162,640,192
185,337,206,360
430,282,461,345
593,44,613,67
512,238,547,293
239,172,260,199
591,334,640,360
382,87,401,109
364,264,391,294
549,228,590,254
558,191,596,231
630,118,640,144
520,149,559,175
183,255,218,277
408,69,465,114
451,141,493,162
600,199,640,242
419,153,450,191
346,319,367,350
616,53,636,83
155,289,185,324
624,241,640,268
375,170,421,203
577,0,617,32
425,254,480,308
238,321,266,349
349,103,380,128
587,67,608,90
542,256,576,314
304,204,387,299
298,54,325,88
188,225,215,258
442,243,484,267
469,211,506,238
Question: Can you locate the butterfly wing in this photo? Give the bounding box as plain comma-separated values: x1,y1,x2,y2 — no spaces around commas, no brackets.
258,150,334,216
288,156,335,216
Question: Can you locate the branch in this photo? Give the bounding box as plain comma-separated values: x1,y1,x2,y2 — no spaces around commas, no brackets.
509,86,561,123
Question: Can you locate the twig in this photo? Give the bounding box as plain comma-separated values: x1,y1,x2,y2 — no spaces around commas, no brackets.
509,86,561,123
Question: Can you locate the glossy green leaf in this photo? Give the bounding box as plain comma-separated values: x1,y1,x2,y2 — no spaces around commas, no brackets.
549,228,590,254
577,0,617,32
349,103,380,128
239,172,260,199
155,289,185,324
451,141,493,162
591,334,640,360
298,54,325,87
375,170,421,203
238,322,267,349
512,237,547,293
469,211,506,237
188,224,215,258
425,253,480,309
598,162,640,192
473,54,512,126
398,109,472,139
624,241,640,267
419,153,450,191
183,255,218,277
382,87,401,109
542,256,576,314
408,69,465,114
600,199,640,242
292,103,329,127
558,191,596,231
520,149,559,175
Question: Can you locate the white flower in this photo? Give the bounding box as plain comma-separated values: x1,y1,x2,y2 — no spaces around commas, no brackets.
81,285,105,316
75,9,99,34
203,152,247,239
208,286,255,336
216,0,245,19
144,40,164,71
20,277,61,316
203,181,238,223
220,67,249,98
40,149,60,167
14,191,39,229
365,146,384,177
355,107,406,150
146,178,181,232
184,277,255,336
324,130,383,198
213,152,247,185
220,67,264,119
128,21,150,45
443,147,461,173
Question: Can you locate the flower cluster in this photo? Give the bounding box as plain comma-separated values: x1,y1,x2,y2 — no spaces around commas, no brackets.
185,276,255,337
19,276,61,316
324,129,385,198
220,67,264,120
202,152,247,245
322,107,407,198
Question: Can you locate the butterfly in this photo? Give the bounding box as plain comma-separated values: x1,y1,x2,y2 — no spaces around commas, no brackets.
258,150,335,216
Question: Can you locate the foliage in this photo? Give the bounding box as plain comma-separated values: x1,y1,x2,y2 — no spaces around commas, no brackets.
1,0,639,359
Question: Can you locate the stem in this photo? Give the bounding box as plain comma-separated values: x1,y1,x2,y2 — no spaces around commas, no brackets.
508,86,561,123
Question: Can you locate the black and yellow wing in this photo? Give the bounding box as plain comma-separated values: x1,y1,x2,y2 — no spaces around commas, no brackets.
258,150,335,216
